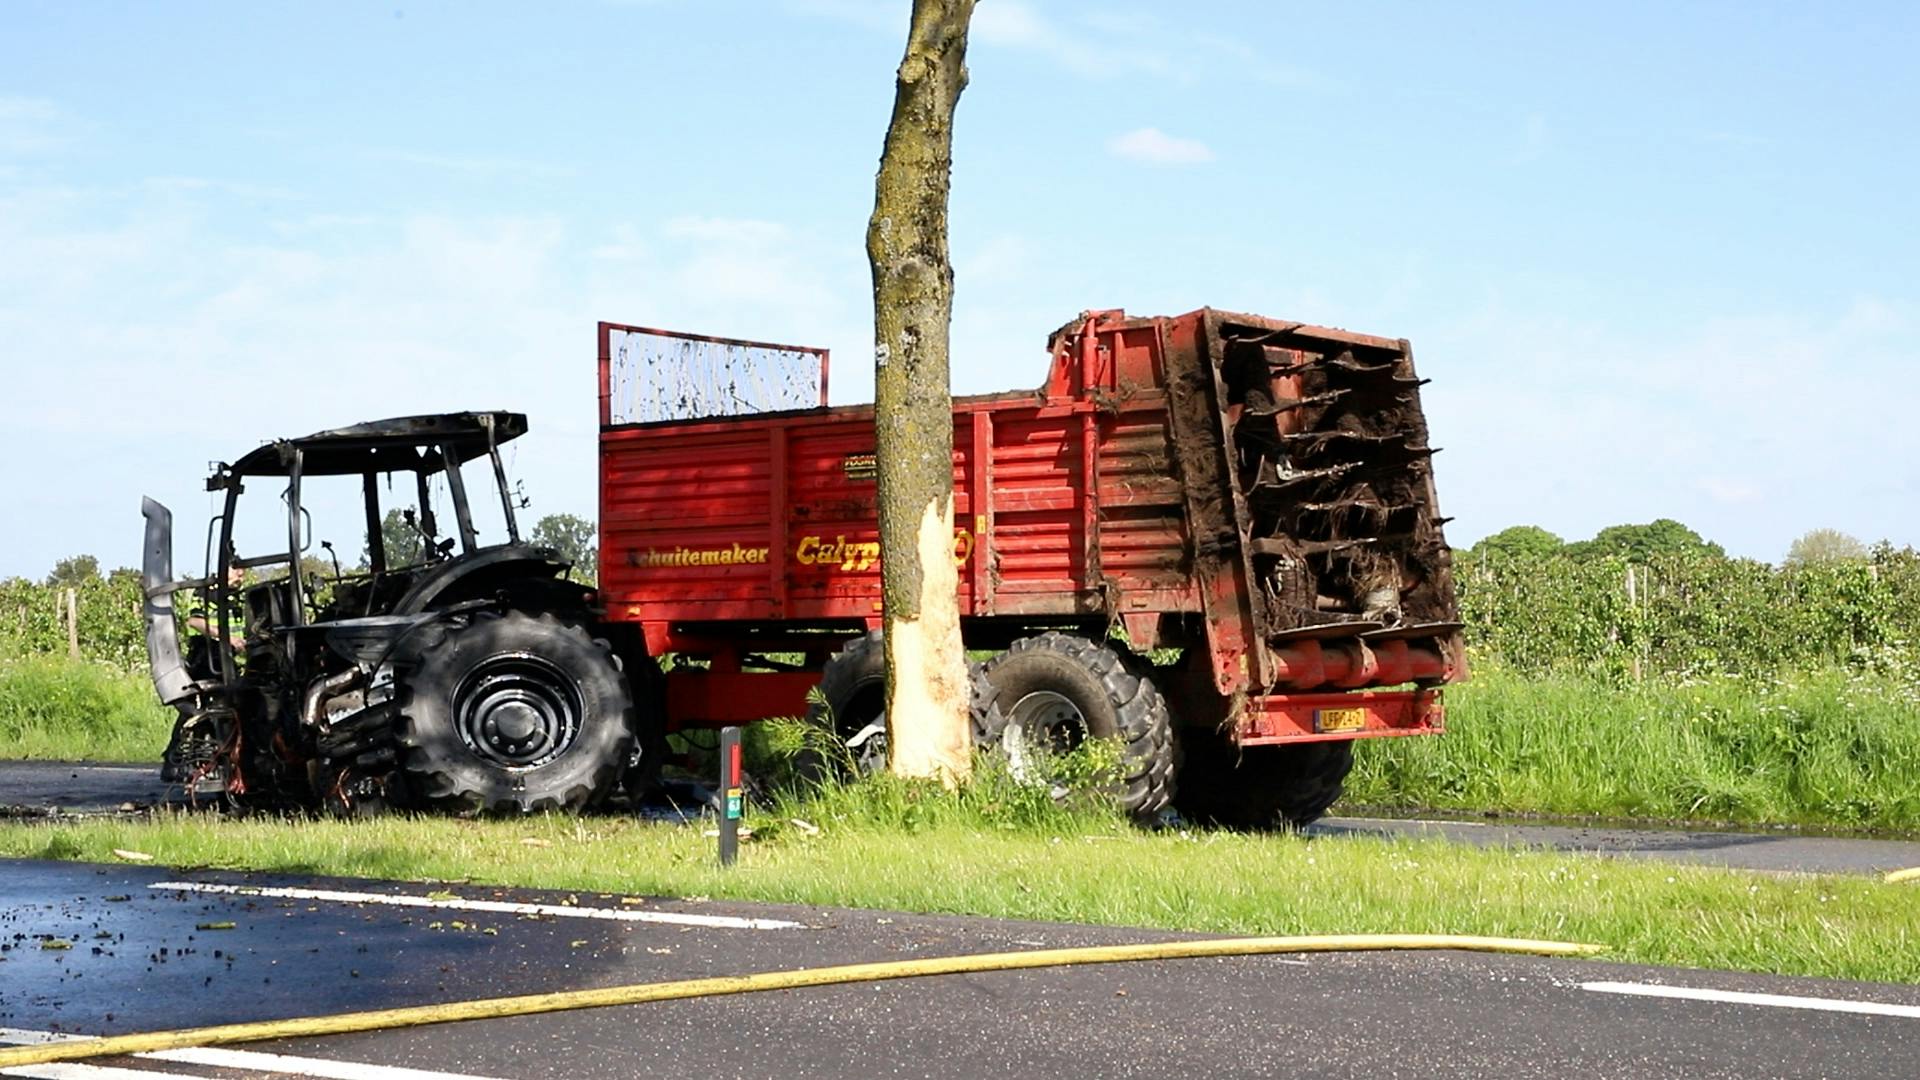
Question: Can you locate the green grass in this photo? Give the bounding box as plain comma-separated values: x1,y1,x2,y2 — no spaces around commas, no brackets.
4,648,1915,832
0,656,173,762
3,777,1916,984
1348,664,1920,831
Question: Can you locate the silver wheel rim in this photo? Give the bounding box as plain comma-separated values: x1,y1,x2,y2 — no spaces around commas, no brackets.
452,652,584,770
845,715,889,776
1003,690,1087,791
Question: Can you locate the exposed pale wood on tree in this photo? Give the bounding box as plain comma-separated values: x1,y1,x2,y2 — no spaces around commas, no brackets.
867,0,976,783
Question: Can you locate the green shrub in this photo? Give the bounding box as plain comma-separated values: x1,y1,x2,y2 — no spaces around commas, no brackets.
1347,663,1920,829
0,574,147,669
1457,544,1920,680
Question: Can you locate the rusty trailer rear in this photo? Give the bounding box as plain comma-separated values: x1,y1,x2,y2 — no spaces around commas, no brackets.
597,308,1463,756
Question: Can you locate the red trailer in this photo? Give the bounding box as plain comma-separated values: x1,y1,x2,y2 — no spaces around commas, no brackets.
597,308,1464,826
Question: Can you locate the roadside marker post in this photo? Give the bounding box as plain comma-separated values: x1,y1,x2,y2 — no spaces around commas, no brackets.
718,726,743,867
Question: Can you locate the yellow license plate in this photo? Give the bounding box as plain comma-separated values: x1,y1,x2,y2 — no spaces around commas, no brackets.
1314,707,1367,733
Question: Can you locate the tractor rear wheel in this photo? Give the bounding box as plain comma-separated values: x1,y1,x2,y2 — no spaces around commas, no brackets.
1173,730,1354,829
395,611,635,815
974,633,1175,822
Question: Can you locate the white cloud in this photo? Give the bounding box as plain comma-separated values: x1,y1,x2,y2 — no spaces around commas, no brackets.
369,149,575,180
1421,296,1919,559
780,0,898,33
796,0,1172,79
662,216,792,245
789,1,1328,86
974,1,1170,78
588,222,649,262
0,177,869,578
1511,113,1549,164
0,97,59,121
957,233,1035,282
1698,477,1763,505
971,1,1050,48
1107,127,1215,165
0,95,73,157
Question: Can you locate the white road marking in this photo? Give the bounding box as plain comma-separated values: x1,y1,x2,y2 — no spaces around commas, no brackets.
147,1047,511,1080
148,880,803,930
1580,981,1920,1019
1,1029,514,1080
4,1064,208,1080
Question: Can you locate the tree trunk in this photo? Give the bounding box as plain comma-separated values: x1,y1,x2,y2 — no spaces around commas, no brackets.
867,0,976,784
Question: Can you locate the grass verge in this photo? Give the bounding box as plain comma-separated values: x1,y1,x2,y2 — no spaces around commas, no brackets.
4,652,1916,833
2,776,1915,985
1347,664,1920,831
0,656,173,762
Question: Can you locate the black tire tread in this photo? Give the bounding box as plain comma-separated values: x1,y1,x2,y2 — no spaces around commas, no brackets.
976,632,1176,822
802,630,996,781
1173,731,1354,829
394,610,636,815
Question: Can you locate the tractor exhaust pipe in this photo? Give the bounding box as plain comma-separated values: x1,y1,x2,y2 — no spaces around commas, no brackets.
141,497,193,707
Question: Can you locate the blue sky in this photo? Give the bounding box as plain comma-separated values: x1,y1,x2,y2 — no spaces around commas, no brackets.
3,0,1916,578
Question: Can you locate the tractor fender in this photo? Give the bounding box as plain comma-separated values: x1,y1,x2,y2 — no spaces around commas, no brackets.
393,546,585,615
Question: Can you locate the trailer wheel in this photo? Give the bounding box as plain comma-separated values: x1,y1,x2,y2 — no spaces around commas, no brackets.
1173,729,1354,829
802,630,892,779
975,633,1175,822
395,611,635,815
801,630,997,783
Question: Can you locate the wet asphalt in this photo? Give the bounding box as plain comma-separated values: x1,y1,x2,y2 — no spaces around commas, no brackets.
3,858,1919,1080
0,761,186,816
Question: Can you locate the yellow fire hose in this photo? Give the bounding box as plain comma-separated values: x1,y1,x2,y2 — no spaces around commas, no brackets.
0,933,1602,1068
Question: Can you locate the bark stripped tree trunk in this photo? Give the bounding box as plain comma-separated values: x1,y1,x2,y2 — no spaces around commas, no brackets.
867,0,976,784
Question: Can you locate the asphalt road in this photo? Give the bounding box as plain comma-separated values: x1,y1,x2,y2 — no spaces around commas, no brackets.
1310,816,1920,877
2,859,1917,1080
0,761,186,816
8,760,1919,878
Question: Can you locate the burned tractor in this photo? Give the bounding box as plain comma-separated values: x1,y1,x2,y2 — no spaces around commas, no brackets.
141,413,644,814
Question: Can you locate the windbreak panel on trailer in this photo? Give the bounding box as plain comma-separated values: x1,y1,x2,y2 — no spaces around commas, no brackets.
598,322,828,426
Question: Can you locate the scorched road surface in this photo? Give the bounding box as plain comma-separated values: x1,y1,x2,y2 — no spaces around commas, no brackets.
2,860,1917,1080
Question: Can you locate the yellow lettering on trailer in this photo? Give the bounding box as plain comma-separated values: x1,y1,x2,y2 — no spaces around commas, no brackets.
630,543,770,569
791,530,974,574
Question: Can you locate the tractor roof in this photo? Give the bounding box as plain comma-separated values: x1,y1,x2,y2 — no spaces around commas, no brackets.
224,411,528,478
